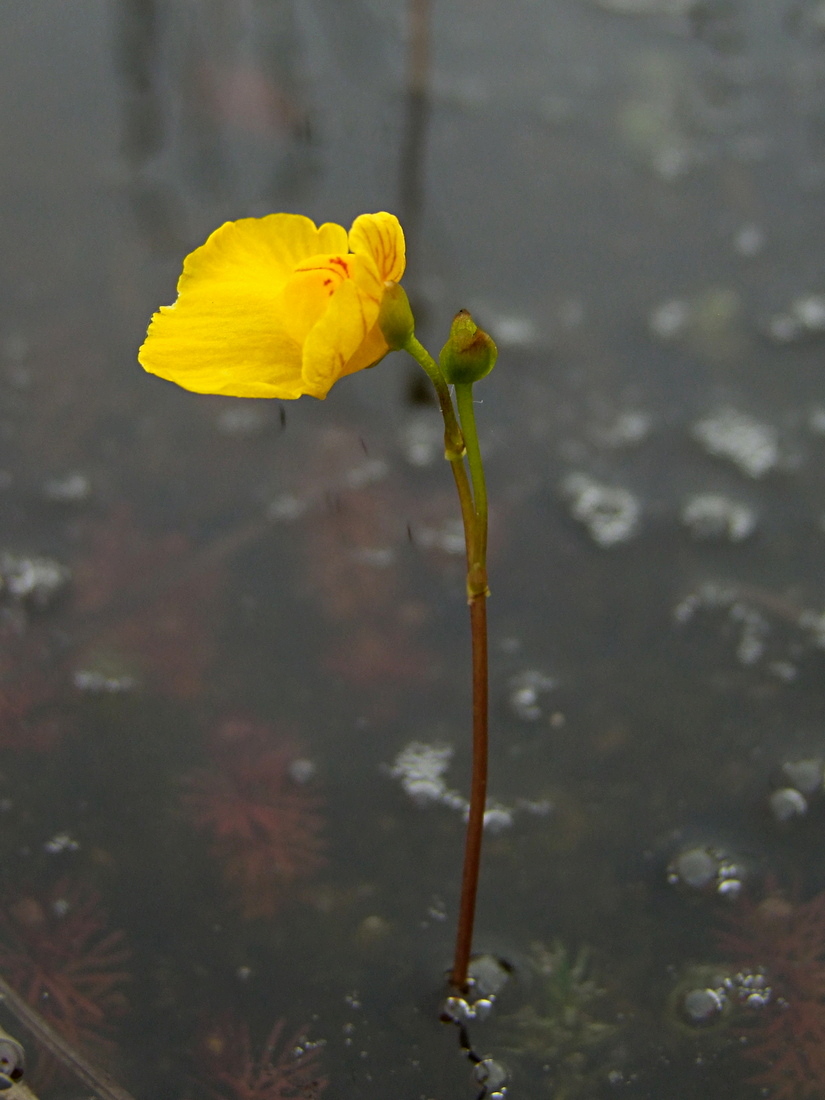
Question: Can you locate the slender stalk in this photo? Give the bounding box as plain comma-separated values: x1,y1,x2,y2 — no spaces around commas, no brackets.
450,383,490,990
450,594,488,990
404,339,476,569
404,337,466,461
454,383,488,593
405,341,491,993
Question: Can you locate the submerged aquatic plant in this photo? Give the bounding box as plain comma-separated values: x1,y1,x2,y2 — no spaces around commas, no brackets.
182,720,325,919
496,940,617,1098
716,888,825,1098
0,878,130,1076
140,211,496,992
196,1016,327,1100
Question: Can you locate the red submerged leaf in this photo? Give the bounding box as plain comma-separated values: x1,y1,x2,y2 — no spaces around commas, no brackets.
717,888,825,1097
0,878,130,1079
183,721,325,919
197,1016,327,1100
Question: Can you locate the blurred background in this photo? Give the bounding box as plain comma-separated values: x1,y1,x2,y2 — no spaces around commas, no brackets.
2,0,825,1096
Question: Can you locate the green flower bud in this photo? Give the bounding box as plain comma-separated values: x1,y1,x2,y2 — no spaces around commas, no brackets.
438,311,497,385
377,282,415,351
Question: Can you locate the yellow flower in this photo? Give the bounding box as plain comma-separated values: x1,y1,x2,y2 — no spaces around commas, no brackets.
138,211,406,400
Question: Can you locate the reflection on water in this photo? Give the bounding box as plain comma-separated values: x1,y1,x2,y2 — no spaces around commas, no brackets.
4,0,825,1095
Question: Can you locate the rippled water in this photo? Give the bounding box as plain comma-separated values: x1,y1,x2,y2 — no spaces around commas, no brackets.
3,1,825,1097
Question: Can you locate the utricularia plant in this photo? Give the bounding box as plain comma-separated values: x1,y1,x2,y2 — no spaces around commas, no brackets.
139,211,496,995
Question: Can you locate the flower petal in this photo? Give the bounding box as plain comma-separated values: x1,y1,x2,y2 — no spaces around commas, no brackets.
139,289,304,399
348,212,405,283
179,214,348,295
278,253,353,345
301,263,386,398
139,214,349,398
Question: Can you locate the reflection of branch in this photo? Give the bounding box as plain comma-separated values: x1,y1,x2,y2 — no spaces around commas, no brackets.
0,972,137,1100
399,0,432,284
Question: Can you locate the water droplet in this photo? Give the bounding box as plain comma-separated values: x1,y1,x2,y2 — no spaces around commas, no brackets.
473,1057,509,1092
683,986,726,1024
768,786,808,822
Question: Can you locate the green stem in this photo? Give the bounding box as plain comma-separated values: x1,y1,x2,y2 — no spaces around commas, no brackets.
404,338,476,571
404,337,466,463
454,383,488,594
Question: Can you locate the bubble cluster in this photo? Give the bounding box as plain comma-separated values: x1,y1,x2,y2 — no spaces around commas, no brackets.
680,492,756,541
507,670,556,721
691,408,779,478
767,756,825,823
667,844,746,898
0,551,71,610
560,472,641,547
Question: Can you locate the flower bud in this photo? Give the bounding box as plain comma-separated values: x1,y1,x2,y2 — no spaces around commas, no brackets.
377,282,415,351
438,311,497,385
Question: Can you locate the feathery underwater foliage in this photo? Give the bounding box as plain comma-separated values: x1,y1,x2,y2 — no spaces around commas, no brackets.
0,878,130,1076
182,718,326,918
717,888,825,1099
197,1016,327,1099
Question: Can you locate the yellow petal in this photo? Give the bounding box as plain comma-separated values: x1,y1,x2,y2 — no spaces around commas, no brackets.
278,253,353,346
349,212,405,283
342,321,390,377
139,289,304,399
140,214,348,398
301,269,385,398
178,214,348,296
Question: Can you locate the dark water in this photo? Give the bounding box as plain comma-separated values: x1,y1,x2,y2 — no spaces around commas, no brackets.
3,1,825,1097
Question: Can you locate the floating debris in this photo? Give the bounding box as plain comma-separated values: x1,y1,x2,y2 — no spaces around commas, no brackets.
691,409,779,478
681,492,756,541
388,741,459,808
42,471,91,503
0,552,71,609
560,473,641,547
507,670,557,721
387,742,547,832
